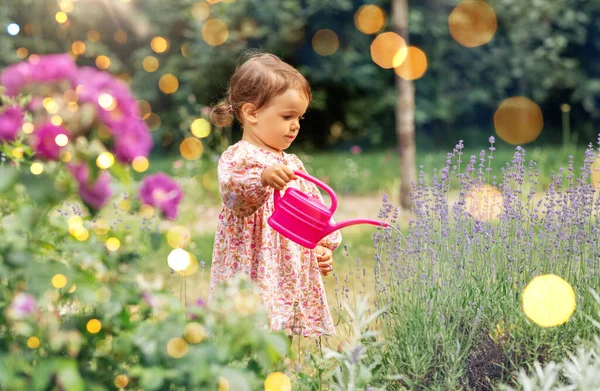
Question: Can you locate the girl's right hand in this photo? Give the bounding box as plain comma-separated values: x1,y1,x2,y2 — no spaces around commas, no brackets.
261,164,297,190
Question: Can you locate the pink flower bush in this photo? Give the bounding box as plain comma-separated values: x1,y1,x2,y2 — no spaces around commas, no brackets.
0,54,77,97
139,173,182,220
31,123,70,161
8,292,36,320
0,106,24,142
69,163,113,210
113,118,154,163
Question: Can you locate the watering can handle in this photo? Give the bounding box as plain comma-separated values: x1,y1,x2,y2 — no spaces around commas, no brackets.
292,170,338,214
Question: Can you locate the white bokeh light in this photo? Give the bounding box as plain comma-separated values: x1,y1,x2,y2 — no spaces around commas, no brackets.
7,23,20,36
167,249,191,271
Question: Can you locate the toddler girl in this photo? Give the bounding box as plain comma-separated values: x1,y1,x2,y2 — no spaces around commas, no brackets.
208,52,341,337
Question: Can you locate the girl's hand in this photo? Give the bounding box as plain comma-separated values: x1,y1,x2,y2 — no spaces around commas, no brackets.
261,164,297,191
315,245,333,276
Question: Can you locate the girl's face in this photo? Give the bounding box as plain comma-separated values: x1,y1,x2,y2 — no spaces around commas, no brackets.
244,88,309,154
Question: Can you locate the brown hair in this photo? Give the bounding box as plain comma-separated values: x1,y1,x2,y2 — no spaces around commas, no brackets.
210,51,311,128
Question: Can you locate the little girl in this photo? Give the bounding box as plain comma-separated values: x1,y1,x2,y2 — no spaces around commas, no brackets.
208,52,342,337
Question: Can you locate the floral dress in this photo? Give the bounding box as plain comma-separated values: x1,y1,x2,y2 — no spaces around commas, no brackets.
209,140,342,337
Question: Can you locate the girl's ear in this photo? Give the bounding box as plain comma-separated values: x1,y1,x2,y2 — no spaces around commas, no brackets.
241,102,259,125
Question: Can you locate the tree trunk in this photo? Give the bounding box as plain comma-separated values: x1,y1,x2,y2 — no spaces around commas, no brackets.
392,0,416,210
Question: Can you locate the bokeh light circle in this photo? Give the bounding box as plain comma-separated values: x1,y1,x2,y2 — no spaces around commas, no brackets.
448,0,497,47
312,29,339,56
142,56,159,72
27,336,40,349
522,274,576,327
87,318,102,334
95,55,111,70
354,5,386,34
178,252,199,277
132,156,150,173
167,225,191,248
151,36,169,53
394,46,428,80
464,184,503,221
114,374,129,388
191,2,210,21
370,32,407,69
167,249,191,271
191,118,211,138
166,337,188,358
159,74,179,94
93,219,110,235
52,274,67,289
106,237,121,251
494,96,544,145
183,322,205,343
30,163,44,175
264,372,292,391
202,19,229,46
180,137,204,160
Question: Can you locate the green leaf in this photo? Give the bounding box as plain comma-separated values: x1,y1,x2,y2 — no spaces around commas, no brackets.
0,166,17,193
140,368,165,390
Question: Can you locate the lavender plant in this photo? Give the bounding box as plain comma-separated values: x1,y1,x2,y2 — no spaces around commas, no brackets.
369,137,600,390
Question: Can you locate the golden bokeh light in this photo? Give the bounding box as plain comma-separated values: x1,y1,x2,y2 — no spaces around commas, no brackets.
95,287,112,303
192,2,210,21
98,93,117,111
96,55,111,70
191,118,211,138
114,29,128,44
61,151,72,162
96,152,115,170
11,148,24,159
106,237,121,251
74,227,89,241
27,336,40,349
51,115,63,126
146,113,162,131
264,372,292,391
202,19,229,46
465,184,503,221
394,46,428,81
178,252,199,277
133,100,152,120
16,47,29,58
219,377,229,391
159,74,179,94
52,274,67,289
71,41,86,55
30,162,44,175
114,375,129,389
181,43,190,58
494,96,544,145
370,32,407,69
69,215,83,228
167,249,191,271
139,204,155,219
591,155,600,188
59,0,74,12
67,102,79,113
354,5,386,35
142,56,160,72
93,218,110,235
151,36,169,53
43,97,59,114
180,137,204,160
55,133,69,146
183,322,205,344
166,337,188,359
55,12,68,24
167,225,191,248
132,156,150,173
448,0,497,48
22,123,34,134
312,29,339,56
522,274,576,327
88,30,101,42
86,318,102,334
68,284,77,293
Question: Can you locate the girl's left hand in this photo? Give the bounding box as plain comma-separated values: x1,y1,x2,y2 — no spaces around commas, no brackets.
315,245,334,276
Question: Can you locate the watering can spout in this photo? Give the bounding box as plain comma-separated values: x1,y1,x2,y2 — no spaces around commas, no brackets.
322,219,388,238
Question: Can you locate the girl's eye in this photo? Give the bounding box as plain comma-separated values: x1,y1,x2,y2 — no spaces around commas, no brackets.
282,116,292,120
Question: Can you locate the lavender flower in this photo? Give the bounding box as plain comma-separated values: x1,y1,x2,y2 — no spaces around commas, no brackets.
69,162,112,210
0,106,24,142
139,173,182,220
31,123,70,160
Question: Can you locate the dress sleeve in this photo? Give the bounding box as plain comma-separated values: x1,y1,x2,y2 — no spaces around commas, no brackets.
290,155,342,252
218,148,272,217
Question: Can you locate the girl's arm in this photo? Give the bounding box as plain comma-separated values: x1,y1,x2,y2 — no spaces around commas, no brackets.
218,152,271,217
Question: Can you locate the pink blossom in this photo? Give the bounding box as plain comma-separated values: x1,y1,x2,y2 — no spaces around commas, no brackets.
9,292,36,319
69,163,113,210
112,118,153,163
31,123,70,161
0,54,77,96
139,173,182,220
0,106,24,142
350,145,362,155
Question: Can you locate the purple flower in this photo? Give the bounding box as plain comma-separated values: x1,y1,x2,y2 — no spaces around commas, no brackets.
69,162,112,210
0,106,24,142
350,145,362,155
112,118,153,163
31,123,70,161
9,292,36,319
0,54,77,96
139,173,182,220
197,297,206,307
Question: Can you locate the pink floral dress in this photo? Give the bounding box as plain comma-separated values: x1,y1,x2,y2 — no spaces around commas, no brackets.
209,140,342,337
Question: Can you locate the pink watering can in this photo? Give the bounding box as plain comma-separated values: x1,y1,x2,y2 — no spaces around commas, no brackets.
268,170,388,249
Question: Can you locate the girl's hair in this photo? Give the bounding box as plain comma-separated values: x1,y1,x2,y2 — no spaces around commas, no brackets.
210,51,311,128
